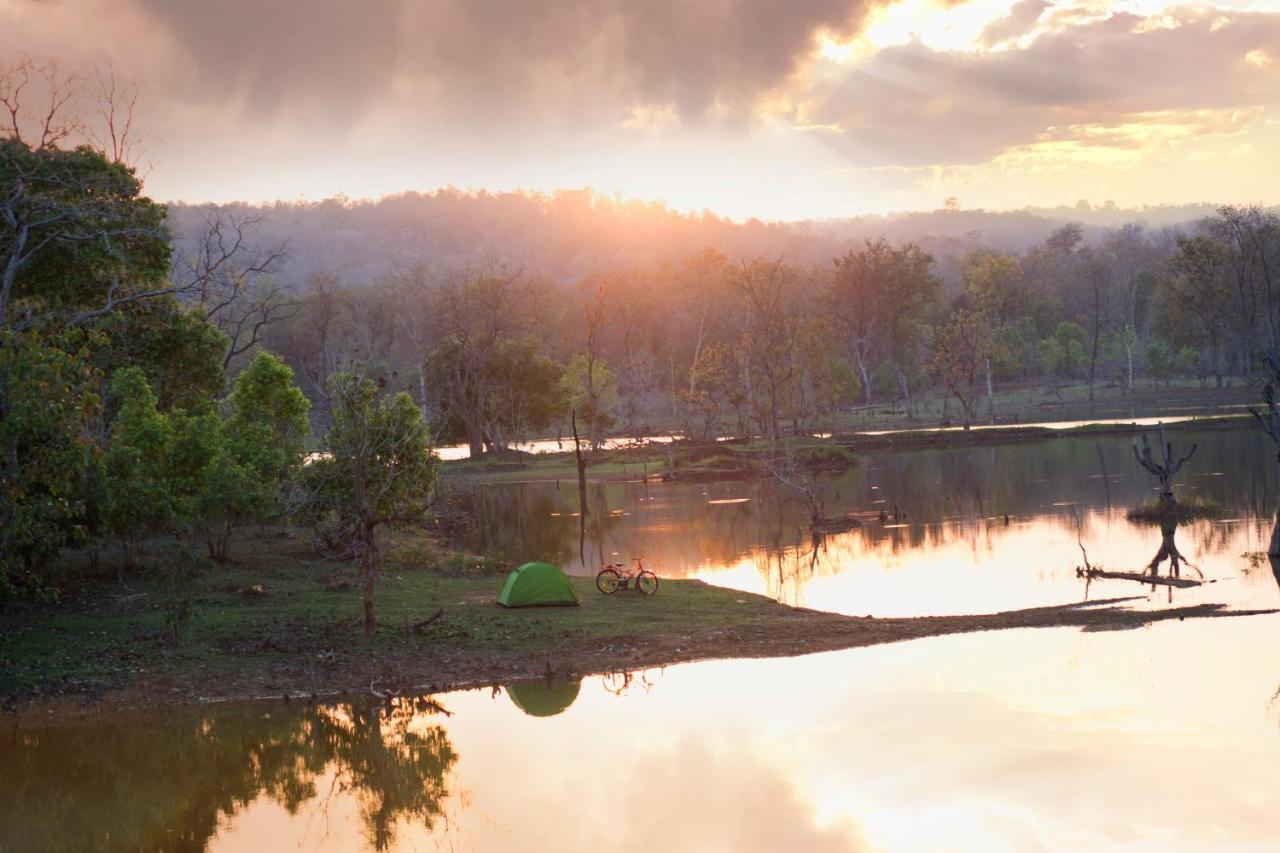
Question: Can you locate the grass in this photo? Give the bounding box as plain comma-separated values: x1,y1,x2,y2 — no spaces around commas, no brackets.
1125,498,1227,523
0,526,782,705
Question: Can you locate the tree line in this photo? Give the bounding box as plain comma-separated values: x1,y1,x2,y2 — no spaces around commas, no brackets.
243,204,1279,451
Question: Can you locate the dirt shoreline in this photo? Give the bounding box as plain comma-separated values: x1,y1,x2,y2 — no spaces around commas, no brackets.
12,591,1275,719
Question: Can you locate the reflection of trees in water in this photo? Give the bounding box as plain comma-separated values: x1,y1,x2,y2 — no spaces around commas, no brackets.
474,480,626,568
2,697,457,852
476,429,1269,582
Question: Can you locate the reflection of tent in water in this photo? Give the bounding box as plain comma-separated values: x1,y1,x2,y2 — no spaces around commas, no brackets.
497,562,579,608
506,678,582,717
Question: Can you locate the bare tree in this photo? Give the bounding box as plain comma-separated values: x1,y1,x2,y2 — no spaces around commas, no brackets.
0,57,82,152
1131,425,1197,511
171,207,297,366
86,66,140,167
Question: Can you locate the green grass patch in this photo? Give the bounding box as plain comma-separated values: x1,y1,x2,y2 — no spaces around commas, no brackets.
0,526,781,703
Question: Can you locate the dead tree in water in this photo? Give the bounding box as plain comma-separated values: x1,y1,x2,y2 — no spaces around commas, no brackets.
1131,425,1196,511
1248,351,1280,557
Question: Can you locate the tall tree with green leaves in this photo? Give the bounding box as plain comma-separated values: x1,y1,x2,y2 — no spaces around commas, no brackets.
0,330,101,595
293,374,437,636
170,352,310,560
102,368,175,567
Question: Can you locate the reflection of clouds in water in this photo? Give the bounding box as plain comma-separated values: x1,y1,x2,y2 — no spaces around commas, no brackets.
606,736,869,853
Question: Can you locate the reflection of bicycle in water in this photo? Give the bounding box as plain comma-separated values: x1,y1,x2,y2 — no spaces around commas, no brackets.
596,556,659,596
603,668,659,696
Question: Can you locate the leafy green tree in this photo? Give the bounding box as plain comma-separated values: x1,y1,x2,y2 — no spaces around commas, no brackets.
102,368,175,567
1164,235,1232,387
0,331,101,595
93,298,228,412
1037,322,1089,378
166,353,309,560
1,137,170,330
1177,346,1203,383
481,337,565,450
682,341,745,440
561,353,618,450
293,374,437,636
1146,339,1177,386
930,310,1002,428
828,240,939,414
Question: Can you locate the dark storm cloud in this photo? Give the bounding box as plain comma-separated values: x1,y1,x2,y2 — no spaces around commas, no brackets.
804,9,1280,167
129,0,875,126
134,0,405,117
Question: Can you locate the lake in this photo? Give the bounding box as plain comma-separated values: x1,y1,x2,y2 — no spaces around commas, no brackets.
5,423,1280,851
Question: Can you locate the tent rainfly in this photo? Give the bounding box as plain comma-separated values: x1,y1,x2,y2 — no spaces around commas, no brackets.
497,562,579,608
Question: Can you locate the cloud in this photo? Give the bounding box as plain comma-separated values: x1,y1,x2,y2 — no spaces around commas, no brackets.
978,0,1050,47
51,0,876,130
797,7,1280,167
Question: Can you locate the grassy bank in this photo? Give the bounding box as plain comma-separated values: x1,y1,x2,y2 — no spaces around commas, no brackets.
3,525,1274,713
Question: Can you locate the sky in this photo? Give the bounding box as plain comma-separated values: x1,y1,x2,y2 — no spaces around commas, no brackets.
4,0,1280,220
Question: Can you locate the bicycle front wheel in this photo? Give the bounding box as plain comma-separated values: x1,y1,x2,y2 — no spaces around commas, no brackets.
635,571,659,595
596,569,622,594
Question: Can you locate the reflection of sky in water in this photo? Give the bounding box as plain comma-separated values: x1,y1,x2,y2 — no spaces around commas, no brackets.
194,614,1280,851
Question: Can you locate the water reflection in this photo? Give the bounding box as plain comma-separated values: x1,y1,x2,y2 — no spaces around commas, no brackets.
2,697,457,852
471,427,1275,616
9,621,1280,851
506,677,581,717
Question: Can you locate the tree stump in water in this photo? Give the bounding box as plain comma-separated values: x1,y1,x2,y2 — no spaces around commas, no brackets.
1131,425,1196,512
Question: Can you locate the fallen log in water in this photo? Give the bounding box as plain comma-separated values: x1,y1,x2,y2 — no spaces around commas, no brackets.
1075,567,1203,588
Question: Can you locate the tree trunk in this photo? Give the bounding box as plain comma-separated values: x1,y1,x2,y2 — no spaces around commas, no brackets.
466,422,485,459
984,357,995,425
1125,338,1134,394
1088,326,1099,402
856,352,871,410
417,365,430,422
572,410,589,566
892,363,913,419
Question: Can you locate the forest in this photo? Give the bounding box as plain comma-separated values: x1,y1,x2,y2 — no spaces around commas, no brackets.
203,192,1279,452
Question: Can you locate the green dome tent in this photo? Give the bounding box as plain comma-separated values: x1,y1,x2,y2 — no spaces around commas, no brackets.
506,678,582,717
497,562,579,608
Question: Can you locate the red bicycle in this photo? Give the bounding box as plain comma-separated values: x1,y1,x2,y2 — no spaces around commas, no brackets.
596,557,659,596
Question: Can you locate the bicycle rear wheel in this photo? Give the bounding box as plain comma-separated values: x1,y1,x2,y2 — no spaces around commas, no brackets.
636,571,659,595
596,569,622,594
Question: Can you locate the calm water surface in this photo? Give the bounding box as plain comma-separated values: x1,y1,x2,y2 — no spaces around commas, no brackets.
5,424,1280,851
